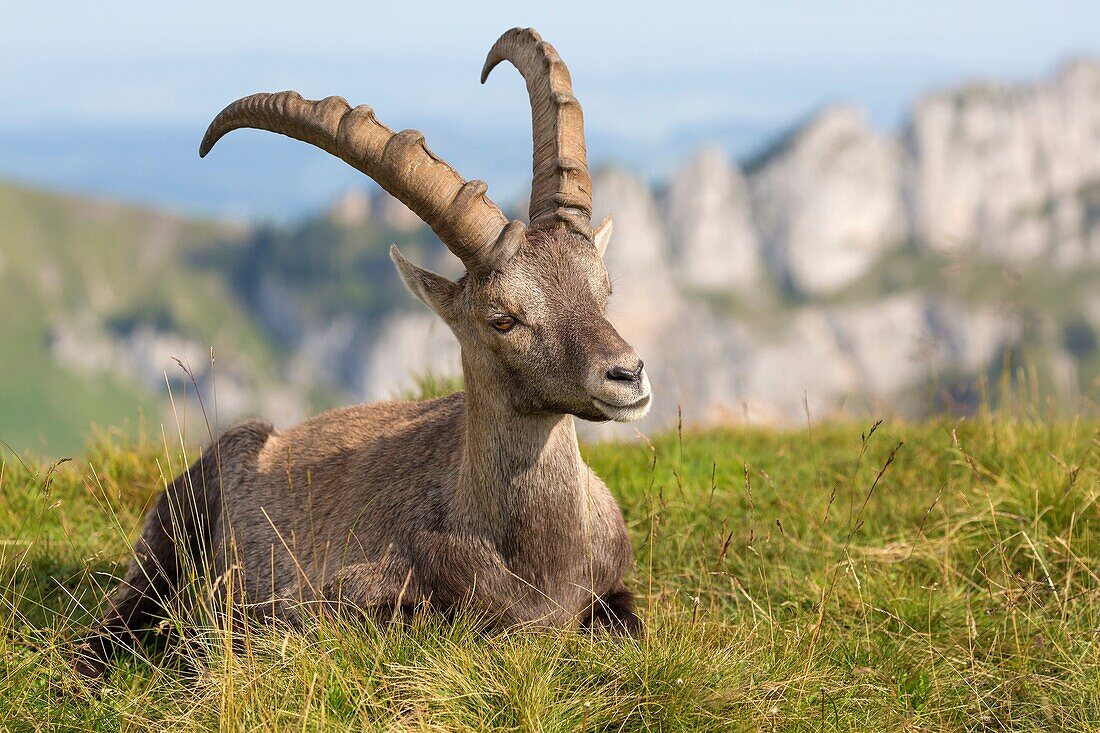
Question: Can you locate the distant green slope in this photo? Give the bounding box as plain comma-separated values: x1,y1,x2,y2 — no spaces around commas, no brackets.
0,181,277,456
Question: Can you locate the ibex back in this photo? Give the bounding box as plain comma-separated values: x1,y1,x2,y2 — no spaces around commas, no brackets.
77,27,652,678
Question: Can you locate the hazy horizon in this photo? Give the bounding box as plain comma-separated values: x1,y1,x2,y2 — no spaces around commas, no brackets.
4,2,1099,220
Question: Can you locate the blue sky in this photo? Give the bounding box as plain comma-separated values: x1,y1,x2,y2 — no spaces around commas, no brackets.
3,1,1099,219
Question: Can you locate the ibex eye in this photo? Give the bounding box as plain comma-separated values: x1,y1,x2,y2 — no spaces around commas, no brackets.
490,316,517,332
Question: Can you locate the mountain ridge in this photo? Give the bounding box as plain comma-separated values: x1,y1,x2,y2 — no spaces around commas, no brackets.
2,59,1099,452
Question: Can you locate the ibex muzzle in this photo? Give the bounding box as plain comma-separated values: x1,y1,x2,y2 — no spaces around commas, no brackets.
79,27,648,679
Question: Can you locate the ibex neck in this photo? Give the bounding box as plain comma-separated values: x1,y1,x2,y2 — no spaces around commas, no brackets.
454,371,586,541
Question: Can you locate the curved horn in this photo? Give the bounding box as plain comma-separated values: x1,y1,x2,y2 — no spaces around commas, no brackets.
482,27,592,236
200,91,523,273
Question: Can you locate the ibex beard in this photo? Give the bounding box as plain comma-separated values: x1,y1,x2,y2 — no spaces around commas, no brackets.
76,27,652,679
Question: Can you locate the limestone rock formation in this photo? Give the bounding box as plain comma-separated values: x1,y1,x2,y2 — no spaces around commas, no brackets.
825,294,934,398
663,146,763,291
908,59,1100,265
748,105,907,295
48,313,302,428
356,310,461,403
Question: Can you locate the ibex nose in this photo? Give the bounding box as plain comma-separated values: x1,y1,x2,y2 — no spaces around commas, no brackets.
606,360,644,383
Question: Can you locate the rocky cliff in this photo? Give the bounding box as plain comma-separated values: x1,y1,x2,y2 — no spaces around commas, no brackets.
8,60,1100,453
908,59,1100,266
748,105,907,295
350,60,1100,437
664,146,763,291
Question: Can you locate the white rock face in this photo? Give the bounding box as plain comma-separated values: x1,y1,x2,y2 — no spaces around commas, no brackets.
356,310,461,403
908,59,1100,264
327,65,1100,433
926,300,1018,375
736,308,862,421
826,295,933,398
664,146,763,291
52,315,205,392
49,315,277,426
287,316,359,392
749,106,907,295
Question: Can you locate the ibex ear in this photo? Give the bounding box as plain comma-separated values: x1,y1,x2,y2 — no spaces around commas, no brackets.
390,245,459,320
593,214,613,257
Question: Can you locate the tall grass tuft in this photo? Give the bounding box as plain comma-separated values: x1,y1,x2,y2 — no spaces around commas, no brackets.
400,371,464,401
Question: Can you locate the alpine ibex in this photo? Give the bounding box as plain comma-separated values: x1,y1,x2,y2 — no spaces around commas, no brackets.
78,27,652,677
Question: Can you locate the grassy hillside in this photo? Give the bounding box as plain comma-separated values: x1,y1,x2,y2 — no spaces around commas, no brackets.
0,180,441,457
1,419,1097,730
0,182,279,454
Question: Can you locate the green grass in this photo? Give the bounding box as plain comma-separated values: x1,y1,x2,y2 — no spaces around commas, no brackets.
1,417,1098,731
400,370,465,401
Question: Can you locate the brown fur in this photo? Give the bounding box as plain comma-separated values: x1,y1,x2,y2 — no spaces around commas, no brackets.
79,226,651,677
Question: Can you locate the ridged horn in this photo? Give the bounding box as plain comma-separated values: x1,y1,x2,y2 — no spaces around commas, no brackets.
481,27,593,236
199,91,524,273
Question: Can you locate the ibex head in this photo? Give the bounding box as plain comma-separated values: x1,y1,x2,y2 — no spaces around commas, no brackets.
200,28,651,422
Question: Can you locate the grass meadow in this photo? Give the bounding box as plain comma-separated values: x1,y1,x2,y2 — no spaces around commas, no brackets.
1,413,1098,731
